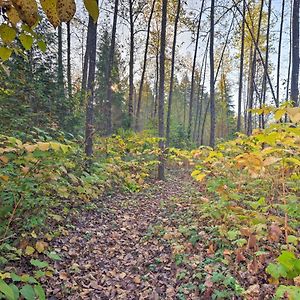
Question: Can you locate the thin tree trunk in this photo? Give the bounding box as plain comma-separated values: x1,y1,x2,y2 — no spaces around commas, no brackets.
247,0,263,135
135,0,156,131
201,99,210,145
58,25,64,97
105,0,119,135
153,47,159,119
291,0,299,106
237,0,245,132
196,40,208,144
188,0,205,139
81,25,90,104
158,0,167,180
209,0,215,147
128,0,135,127
276,0,285,104
194,40,209,142
67,21,72,99
286,0,293,102
85,12,98,156
166,0,181,147
261,0,271,128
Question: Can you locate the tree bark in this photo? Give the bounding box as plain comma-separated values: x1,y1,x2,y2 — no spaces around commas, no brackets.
128,0,135,127
291,0,299,106
105,0,119,135
67,21,72,99
237,0,245,132
85,12,98,156
209,0,215,147
247,0,263,135
166,0,180,147
158,0,167,180
276,0,285,104
135,0,156,131
57,25,64,97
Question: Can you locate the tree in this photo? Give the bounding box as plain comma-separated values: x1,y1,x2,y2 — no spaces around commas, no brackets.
209,0,215,147
158,0,168,180
85,6,98,156
188,0,204,139
291,0,299,106
237,0,245,132
166,0,180,146
67,21,72,99
105,0,119,135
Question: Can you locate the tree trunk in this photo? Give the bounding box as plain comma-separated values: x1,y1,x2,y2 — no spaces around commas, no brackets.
81,25,90,104
135,0,156,131
85,12,98,156
158,0,168,180
237,0,245,132
247,0,263,135
128,0,135,127
105,0,119,135
276,0,285,104
209,0,215,147
57,25,64,97
261,0,271,128
67,21,72,99
188,0,205,139
291,0,299,106
194,40,209,142
166,0,180,147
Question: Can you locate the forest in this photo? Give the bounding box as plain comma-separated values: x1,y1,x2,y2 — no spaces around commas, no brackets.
0,0,299,299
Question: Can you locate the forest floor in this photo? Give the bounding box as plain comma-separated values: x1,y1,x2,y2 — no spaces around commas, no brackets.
42,169,273,300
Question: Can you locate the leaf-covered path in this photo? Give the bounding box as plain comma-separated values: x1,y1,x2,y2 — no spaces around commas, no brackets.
46,169,201,299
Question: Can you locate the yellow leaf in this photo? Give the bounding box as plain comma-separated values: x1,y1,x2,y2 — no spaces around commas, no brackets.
7,5,21,26
40,0,60,27
0,273,11,280
12,0,38,27
83,0,99,23
274,109,285,121
24,143,37,152
263,157,281,166
25,245,35,255
0,175,9,181
0,23,16,43
35,240,47,253
286,107,300,123
0,155,9,164
37,142,50,151
50,142,61,151
195,173,206,182
56,0,76,23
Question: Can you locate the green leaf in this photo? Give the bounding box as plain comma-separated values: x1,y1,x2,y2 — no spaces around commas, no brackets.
0,24,16,44
0,47,13,61
37,40,47,52
30,259,49,269
277,251,296,271
287,235,298,246
20,285,35,300
0,279,15,300
34,285,45,300
47,251,61,261
9,284,19,299
227,230,239,241
266,263,287,279
83,0,99,22
19,33,34,50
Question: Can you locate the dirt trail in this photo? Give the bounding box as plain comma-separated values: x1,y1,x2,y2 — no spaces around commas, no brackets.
46,170,198,299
